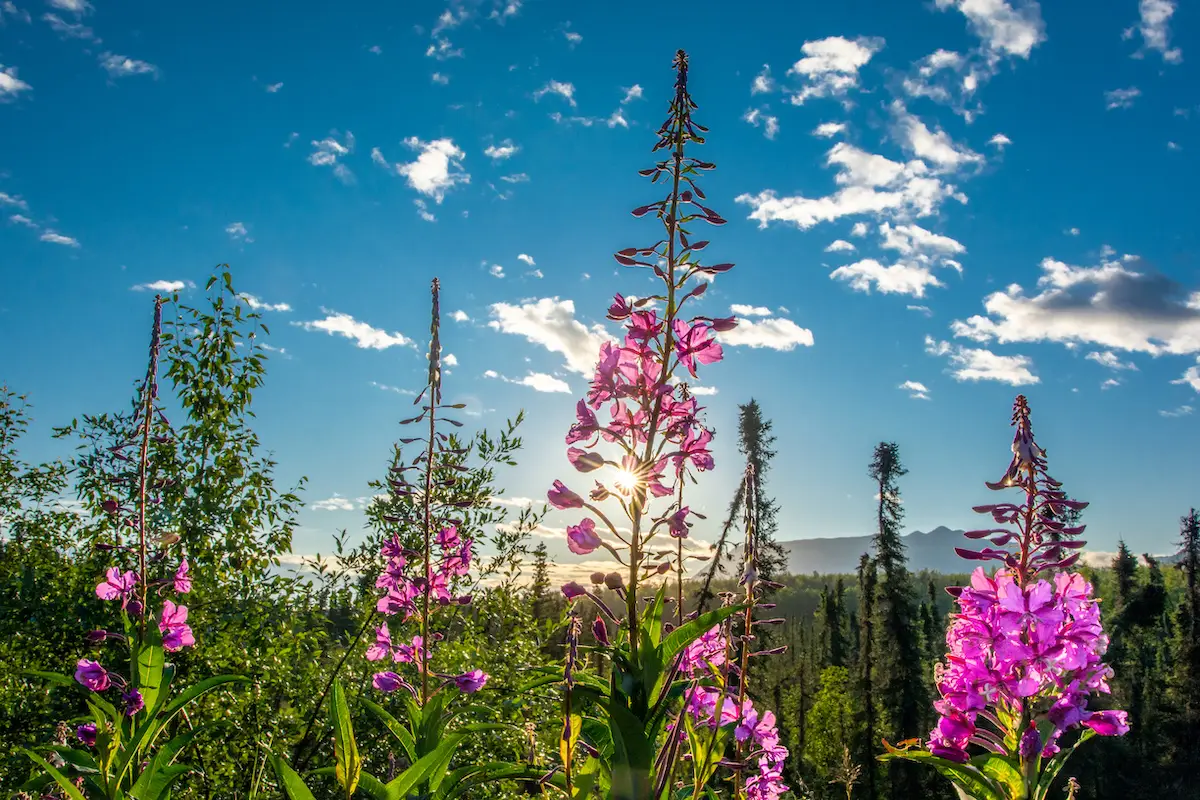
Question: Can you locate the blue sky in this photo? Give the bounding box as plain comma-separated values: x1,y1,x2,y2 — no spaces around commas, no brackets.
3,0,1198,577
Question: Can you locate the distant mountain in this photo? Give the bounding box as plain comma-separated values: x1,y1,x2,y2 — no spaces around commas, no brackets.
778,526,973,576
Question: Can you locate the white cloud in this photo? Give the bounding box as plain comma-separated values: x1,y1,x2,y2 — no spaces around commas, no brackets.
490,0,522,22
606,108,629,129
43,12,97,40
444,353,458,367
751,65,774,95
413,198,436,222
879,222,965,260
487,297,613,374
1101,378,1121,390
225,221,251,242
368,45,382,54
370,381,416,396
989,133,1012,149
489,264,505,278
312,494,356,511
620,84,643,104
2,2,32,22
1066,227,1080,236
9,213,36,227
39,230,79,247
689,385,719,396
483,369,499,379
46,0,91,12
1160,404,1193,418
736,141,966,230
908,304,933,316
730,304,773,317
377,137,469,203
933,0,1045,59
850,222,869,237
564,30,582,45
132,280,189,293
891,102,983,172
1124,0,1182,63
825,239,857,253
900,379,930,399
484,140,518,160
1173,360,1200,392
1086,350,1137,371
1168,141,1182,151
451,310,471,323
831,258,943,297
720,317,814,350
517,253,535,266
0,65,33,99
431,72,450,85
99,52,158,78
0,191,28,210
743,108,779,140
948,254,1200,358
925,335,1039,385
308,131,355,183
813,122,846,138
500,173,529,183
265,82,283,92
1105,87,1141,110
514,372,571,393
786,36,884,104
241,293,291,312
534,80,576,107
295,310,412,350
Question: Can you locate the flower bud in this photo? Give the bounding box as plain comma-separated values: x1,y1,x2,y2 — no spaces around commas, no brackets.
589,571,606,585
603,572,625,591
592,617,610,645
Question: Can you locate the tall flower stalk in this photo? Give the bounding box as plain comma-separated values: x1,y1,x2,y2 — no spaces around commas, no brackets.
21,296,246,799
882,395,1128,800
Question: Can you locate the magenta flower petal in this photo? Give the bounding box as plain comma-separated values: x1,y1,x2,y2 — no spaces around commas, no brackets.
74,659,110,692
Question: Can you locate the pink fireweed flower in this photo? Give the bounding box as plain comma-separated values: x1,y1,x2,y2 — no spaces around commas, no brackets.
548,479,584,510
682,625,726,675
667,506,690,538
561,581,586,600
159,600,196,652
436,525,461,549
366,623,392,662
75,659,110,692
454,669,489,693
173,559,191,594
928,566,1125,763
672,319,723,378
372,672,414,695
567,518,602,555
122,687,145,716
607,294,634,321
95,567,138,605
76,724,98,747
566,400,600,445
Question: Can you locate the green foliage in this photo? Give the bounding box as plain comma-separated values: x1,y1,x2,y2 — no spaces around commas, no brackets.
804,667,863,785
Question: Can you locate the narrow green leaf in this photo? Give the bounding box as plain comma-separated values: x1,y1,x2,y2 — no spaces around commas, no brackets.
23,670,75,688
135,629,166,716
361,697,416,761
385,733,465,800
330,680,362,798
269,753,317,800
21,749,88,800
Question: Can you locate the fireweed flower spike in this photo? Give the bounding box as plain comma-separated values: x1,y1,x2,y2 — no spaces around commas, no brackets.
366,279,487,701
882,395,1127,800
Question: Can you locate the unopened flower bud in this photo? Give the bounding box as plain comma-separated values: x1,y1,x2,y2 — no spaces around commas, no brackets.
592,617,610,645
589,571,606,585
603,572,624,591
101,500,120,515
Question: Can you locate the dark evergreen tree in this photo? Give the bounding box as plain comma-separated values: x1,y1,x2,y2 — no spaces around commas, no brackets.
819,578,848,668
1112,540,1138,609
868,442,925,800
856,552,878,800
529,541,552,620
1173,510,1200,729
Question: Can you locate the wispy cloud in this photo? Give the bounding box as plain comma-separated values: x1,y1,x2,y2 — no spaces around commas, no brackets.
241,294,291,312
294,310,413,350
488,297,614,375
785,35,884,105
132,280,192,293
39,230,80,247
99,52,159,78
899,380,930,400
312,494,356,511
225,221,252,242
43,12,97,40
620,84,643,104
484,370,572,393
1124,0,1182,63
1104,87,1141,110
484,140,518,160
1160,404,1193,418
0,64,33,100
534,80,576,107
925,336,1038,386
375,137,470,203
308,131,355,183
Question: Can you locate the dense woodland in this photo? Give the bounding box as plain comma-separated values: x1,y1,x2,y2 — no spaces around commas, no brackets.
1,273,1198,799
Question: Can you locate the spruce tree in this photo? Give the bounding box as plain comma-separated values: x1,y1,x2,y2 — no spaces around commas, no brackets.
529,541,552,620
1112,540,1138,610
1174,510,1200,722
819,578,848,668
868,442,925,800
856,552,878,800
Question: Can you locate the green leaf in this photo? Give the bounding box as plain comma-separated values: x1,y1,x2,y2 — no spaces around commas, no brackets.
330,680,362,798
361,697,416,762
561,712,582,772
160,674,248,720
269,753,317,800
23,669,75,688
135,627,167,717
606,700,653,800
879,748,1006,800
659,604,743,671
643,586,667,648
385,733,465,800
971,753,1027,800
1034,729,1095,800
21,749,88,800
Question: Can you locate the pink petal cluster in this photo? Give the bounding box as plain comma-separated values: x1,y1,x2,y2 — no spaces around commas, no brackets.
683,687,789,800
930,566,1129,762
368,525,485,696
159,599,196,652
681,625,726,675
95,567,138,606
375,526,472,620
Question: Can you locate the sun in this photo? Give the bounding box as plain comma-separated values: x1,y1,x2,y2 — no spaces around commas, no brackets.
612,468,640,493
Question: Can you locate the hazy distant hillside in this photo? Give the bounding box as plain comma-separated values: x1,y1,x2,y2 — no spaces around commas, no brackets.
779,526,973,575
